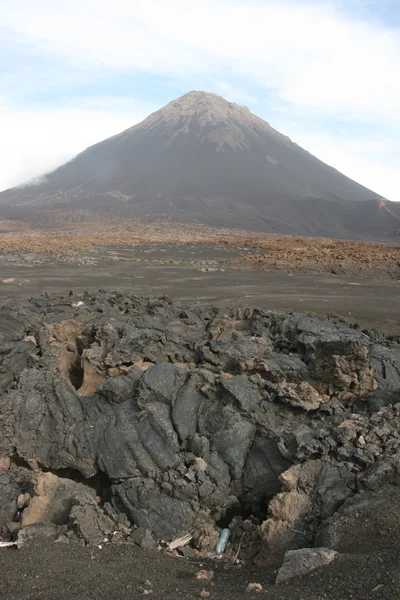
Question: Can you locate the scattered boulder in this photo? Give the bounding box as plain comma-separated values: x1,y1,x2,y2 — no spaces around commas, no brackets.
275,547,338,583
21,472,95,529
1,471,119,547
130,527,157,551
69,497,115,545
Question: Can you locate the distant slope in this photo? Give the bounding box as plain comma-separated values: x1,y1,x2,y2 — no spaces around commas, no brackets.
1,91,399,240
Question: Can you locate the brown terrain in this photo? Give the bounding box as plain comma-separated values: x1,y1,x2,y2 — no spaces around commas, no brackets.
234,235,400,279
0,220,399,336
0,216,399,279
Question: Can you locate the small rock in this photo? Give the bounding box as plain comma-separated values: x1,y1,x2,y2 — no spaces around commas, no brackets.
276,548,338,583
0,457,11,470
357,435,366,449
54,534,69,544
130,528,156,551
200,591,210,598
69,499,115,546
17,493,31,510
180,545,198,558
196,570,214,580
246,583,263,593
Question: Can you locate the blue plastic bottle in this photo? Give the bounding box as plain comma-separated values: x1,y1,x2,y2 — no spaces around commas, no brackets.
216,528,230,556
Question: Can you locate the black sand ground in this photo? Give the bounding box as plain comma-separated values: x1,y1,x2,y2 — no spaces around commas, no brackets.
0,540,399,600
1,245,399,334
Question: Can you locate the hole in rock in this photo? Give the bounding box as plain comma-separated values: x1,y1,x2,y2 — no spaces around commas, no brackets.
11,453,35,471
67,335,91,391
41,467,114,504
69,355,84,390
215,497,269,529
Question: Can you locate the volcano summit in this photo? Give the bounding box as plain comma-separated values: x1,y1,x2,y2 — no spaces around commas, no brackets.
1,91,399,239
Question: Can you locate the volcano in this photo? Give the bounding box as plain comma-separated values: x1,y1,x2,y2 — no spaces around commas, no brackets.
1,91,399,239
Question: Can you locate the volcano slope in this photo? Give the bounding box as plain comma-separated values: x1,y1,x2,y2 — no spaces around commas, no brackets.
1,291,400,584
1,91,399,240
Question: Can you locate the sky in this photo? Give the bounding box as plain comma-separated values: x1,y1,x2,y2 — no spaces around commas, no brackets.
0,0,399,200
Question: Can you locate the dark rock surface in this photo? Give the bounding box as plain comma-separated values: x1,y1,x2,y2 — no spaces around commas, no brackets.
0,291,399,564
0,469,33,534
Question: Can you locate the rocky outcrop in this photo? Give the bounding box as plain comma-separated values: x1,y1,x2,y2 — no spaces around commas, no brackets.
0,292,399,561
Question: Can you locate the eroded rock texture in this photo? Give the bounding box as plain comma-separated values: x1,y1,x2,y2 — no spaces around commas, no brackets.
0,292,399,562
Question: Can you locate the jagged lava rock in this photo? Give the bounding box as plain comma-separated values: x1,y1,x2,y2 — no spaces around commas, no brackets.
0,291,399,555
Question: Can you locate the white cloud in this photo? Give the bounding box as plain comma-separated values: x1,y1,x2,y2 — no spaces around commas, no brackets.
0,0,399,198
1,0,399,123
0,97,153,190
214,82,259,106
279,127,399,201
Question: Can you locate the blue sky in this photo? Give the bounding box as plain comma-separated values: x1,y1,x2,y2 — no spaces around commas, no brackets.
0,0,399,200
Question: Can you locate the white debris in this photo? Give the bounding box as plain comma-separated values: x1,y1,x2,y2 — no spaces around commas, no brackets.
168,533,193,551
0,541,18,548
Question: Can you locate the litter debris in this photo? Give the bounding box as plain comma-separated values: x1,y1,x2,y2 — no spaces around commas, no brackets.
71,301,85,308
216,528,230,556
0,541,18,548
200,591,210,598
232,533,244,564
168,533,193,551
